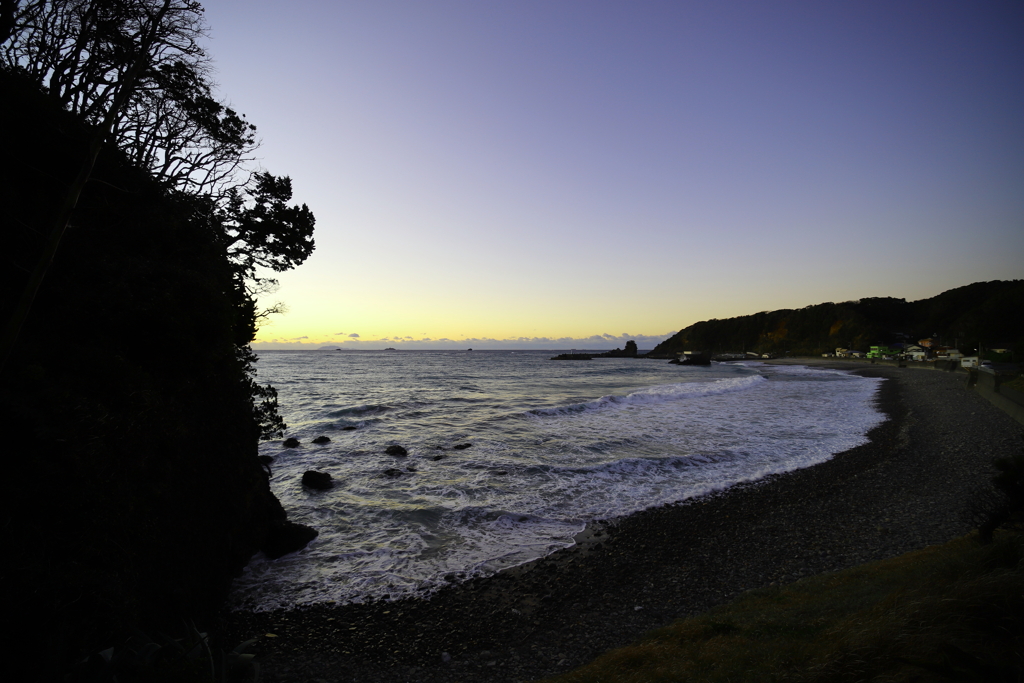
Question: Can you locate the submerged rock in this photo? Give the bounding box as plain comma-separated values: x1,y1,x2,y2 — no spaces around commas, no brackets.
386,445,408,456
312,435,331,444
341,425,357,431
301,470,333,490
453,443,473,450
283,437,300,448
383,468,404,477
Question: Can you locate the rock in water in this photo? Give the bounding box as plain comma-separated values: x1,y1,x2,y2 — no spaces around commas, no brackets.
301,470,333,490
262,521,318,559
385,445,408,456
283,437,300,448
312,435,331,444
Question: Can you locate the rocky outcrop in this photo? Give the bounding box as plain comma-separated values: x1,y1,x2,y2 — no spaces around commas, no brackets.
262,520,319,560
598,340,639,358
385,445,408,456
564,340,641,360
301,470,333,490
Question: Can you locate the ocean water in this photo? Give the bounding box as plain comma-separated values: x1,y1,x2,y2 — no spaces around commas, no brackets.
228,350,884,611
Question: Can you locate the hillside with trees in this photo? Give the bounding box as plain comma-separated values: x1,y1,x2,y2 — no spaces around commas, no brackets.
650,281,1024,359
0,1,316,676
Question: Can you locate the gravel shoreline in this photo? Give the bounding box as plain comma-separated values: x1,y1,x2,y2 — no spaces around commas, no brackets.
220,361,1023,683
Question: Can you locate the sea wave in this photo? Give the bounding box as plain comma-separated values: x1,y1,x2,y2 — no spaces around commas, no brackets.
326,403,390,417
526,374,767,417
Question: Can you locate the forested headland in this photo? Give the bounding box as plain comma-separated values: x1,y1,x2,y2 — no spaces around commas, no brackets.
649,281,1024,359
1,1,317,676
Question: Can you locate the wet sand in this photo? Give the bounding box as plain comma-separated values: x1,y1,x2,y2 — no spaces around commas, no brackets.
221,360,1023,682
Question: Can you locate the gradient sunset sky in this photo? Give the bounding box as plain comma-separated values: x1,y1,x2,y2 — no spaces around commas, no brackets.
201,1,1023,350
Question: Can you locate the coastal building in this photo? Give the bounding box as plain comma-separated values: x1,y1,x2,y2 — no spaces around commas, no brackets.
867,345,900,358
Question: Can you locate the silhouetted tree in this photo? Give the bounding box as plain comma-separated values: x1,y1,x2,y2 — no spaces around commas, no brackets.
221,172,316,277
116,58,259,195
0,0,314,370
0,0,15,43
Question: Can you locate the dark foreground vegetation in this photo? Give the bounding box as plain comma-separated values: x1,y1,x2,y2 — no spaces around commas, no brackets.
1,2,315,678
650,281,1024,359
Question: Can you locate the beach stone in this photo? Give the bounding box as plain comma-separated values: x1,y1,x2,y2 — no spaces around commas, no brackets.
312,435,331,444
302,470,332,490
386,445,408,456
283,437,300,448
262,521,318,559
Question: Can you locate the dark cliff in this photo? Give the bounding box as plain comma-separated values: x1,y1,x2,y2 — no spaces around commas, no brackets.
0,71,307,673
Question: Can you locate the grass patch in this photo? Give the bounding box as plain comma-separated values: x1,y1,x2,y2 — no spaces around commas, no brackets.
542,532,1024,682
1002,374,1024,393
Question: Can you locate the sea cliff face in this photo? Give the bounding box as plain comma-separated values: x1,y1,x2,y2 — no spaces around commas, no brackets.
0,71,306,671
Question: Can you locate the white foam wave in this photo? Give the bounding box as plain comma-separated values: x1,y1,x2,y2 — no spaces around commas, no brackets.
527,374,767,417
229,356,886,611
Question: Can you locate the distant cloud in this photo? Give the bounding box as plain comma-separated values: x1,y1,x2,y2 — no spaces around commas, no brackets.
334,331,345,335
251,331,676,351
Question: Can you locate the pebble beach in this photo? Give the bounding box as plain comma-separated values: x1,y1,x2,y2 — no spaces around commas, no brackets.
221,360,1023,682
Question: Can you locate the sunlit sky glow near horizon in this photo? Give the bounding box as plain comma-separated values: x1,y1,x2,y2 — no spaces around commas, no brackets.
201,1,1023,350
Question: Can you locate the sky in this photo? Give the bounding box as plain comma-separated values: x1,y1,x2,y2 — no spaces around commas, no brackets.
199,1,1024,350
